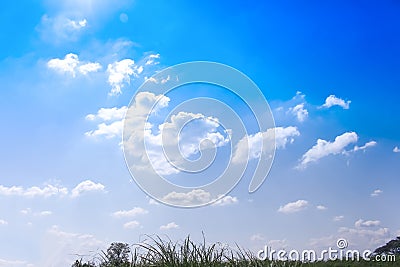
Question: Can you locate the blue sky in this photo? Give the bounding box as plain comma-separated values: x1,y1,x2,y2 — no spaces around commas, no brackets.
0,0,399,266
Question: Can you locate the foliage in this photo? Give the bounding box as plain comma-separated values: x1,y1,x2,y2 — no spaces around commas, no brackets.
374,237,400,255
72,235,399,267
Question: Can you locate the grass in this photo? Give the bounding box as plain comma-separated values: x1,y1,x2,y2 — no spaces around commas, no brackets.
73,234,399,267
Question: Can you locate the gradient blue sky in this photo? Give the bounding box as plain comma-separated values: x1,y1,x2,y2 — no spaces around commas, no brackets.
0,1,399,266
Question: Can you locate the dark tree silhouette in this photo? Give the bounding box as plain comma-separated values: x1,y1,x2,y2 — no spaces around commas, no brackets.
374,236,400,255
100,242,131,267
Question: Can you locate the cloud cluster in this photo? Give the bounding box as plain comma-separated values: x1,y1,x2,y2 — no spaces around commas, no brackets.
71,180,106,198
85,106,127,139
278,199,308,214
123,92,230,176
232,126,300,163
212,195,238,206
107,59,142,95
0,180,105,199
160,222,179,230
298,132,376,168
371,189,383,197
112,207,149,218
47,53,101,77
321,95,351,109
355,219,381,228
289,103,308,122
162,189,211,206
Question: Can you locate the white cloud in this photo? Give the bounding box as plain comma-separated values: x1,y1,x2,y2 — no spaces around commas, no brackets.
41,225,104,267
47,53,79,76
333,215,344,222
338,226,391,248
20,208,52,217
212,195,238,206
232,126,300,164
66,18,87,29
112,207,148,218
78,62,102,75
298,132,358,168
70,180,105,198
310,226,392,252
37,15,88,43
47,53,101,77
0,219,8,225
107,59,143,95
124,92,230,176
288,103,308,122
162,189,211,206
278,200,308,214
39,211,53,216
160,222,179,230
85,120,123,139
86,106,127,121
250,234,265,242
355,219,381,228
316,205,327,210
148,198,160,206
123,221,140,229
321,95,351,109
352,141,377,152
0,184,68,198
393,146,400,153
85,106,128,139
145,54,160,65
371,189,383,197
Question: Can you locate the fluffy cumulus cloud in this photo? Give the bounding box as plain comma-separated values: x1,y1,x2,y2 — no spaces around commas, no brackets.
316,205,327,210
107,59,143,95
333,215,344,222
0,219,8,225
112,207,148,218
371,189,383,197
47,53,101,77
288,103,308,122
232,126,300,163
298,132,377,168
162,189,211,206
393,146,400,153
355,219,381,228
352,141,377,152
278,200,308,214
86,106,127,121
85,106,127,139
338,225,391,249
70,180,105,198
160,222,179,230
123,221,140,229
298,132,357,168
145,54,160,65
321,95,351,109
212,195,238,206
124,92,230,176
0,184,68,198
